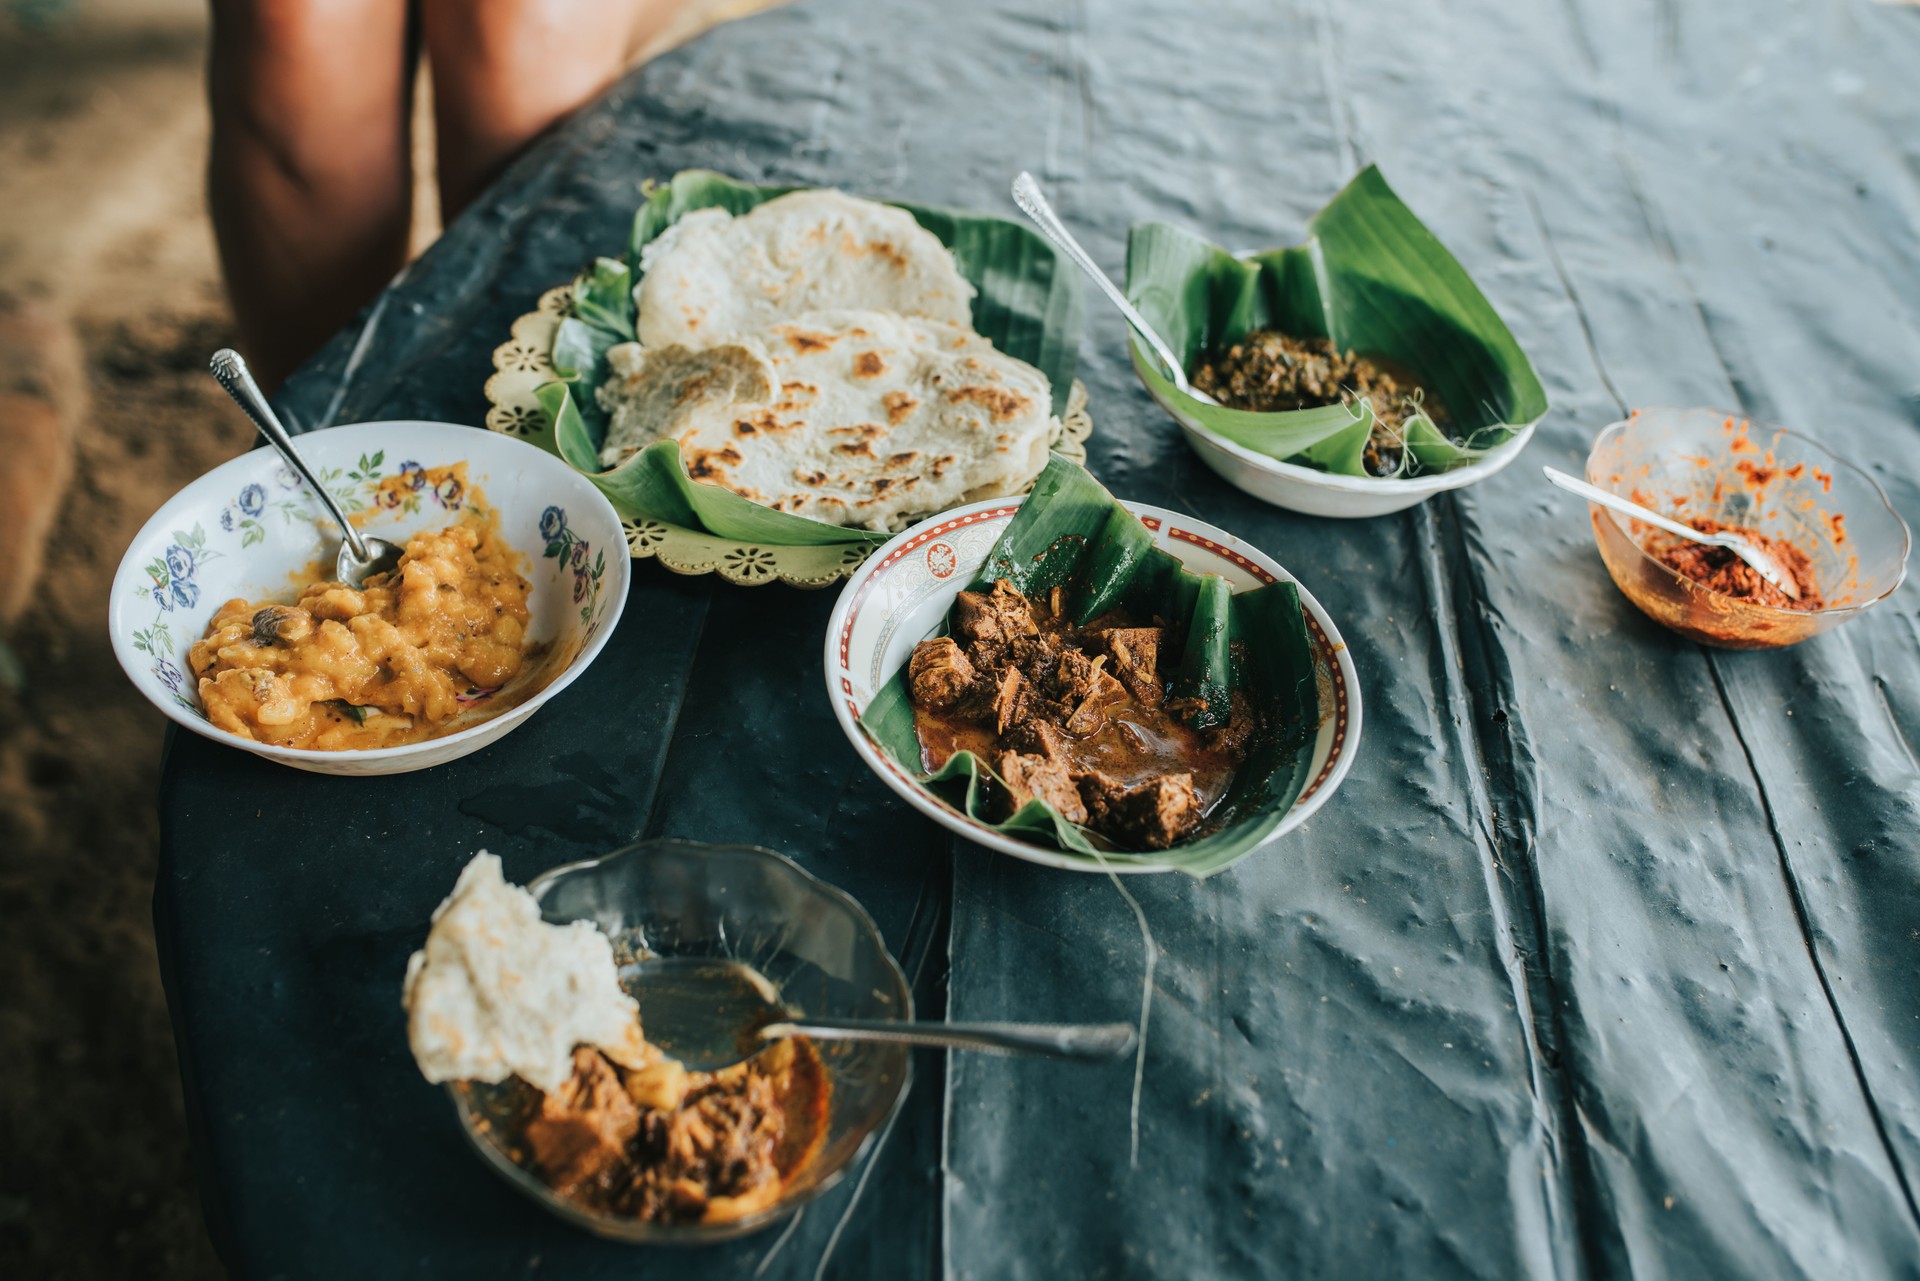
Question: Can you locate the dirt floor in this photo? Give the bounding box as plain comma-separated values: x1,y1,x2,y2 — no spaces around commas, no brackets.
0,3,251,1276
0,2,778,1275
0,309,246,1280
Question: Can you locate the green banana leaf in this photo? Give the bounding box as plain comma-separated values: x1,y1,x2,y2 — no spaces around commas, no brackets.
529,169,1085,547
1125,165,1547,479
537,383,879,546
857,456,1322,877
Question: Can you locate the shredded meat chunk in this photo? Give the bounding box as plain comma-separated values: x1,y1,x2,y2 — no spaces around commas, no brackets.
523,1048,641,1194
1081,771,1203,850
907,578,1256,851
1094,628,1165,706
991,668,1027,734
908,637,976,709
1045,647,1103,706
518,1037,830,1227
623,1058,786,1223
1061,666,1124,737
995,750,1089,823
951,579,1038,659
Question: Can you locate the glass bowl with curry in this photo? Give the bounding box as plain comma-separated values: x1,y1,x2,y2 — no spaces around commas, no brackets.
444,840,912,1243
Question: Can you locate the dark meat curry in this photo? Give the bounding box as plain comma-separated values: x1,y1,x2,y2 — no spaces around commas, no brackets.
502,1036,830,1226
1191,329,1452,476
907,578,1256,850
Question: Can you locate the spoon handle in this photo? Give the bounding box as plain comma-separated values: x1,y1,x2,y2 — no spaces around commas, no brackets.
1011,172,1190,391
1544,465,1797,597
763,1016,1137,1062
209,349,371,563
1541,466,1704,543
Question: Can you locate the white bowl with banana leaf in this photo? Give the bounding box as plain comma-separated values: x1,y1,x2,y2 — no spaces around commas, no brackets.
825,456,1360,876
1126,167,1548,519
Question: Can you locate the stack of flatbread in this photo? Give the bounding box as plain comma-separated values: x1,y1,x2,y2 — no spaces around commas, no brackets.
596,190,1056,532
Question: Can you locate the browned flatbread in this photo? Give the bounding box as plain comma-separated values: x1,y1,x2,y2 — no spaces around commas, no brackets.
597,309,1052,531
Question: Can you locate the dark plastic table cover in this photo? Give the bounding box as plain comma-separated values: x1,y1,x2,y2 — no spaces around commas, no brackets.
154,0,1920,1276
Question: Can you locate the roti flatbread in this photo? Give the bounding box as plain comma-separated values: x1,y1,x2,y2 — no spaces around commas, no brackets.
598,309,1053,531
636,189,976,348
402,853,649,1091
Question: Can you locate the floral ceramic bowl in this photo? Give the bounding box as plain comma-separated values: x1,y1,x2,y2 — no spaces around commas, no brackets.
109,420,630,775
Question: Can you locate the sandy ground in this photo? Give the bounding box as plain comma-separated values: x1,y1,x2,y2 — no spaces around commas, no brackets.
0,4,244,1275
0,2,778,1275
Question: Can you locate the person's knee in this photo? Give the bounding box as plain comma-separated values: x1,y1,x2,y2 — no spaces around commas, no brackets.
209,0,369,89
207,0,411,186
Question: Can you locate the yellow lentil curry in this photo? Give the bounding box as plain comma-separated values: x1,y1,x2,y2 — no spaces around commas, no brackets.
188,518,535,750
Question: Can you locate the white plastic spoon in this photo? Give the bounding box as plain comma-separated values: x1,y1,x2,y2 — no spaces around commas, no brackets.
1542,465,1799,600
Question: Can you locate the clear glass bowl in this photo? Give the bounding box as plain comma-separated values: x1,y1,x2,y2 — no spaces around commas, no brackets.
1585,409,1910,649
448,840,913,1243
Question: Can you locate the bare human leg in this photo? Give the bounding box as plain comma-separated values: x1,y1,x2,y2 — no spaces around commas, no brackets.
420,0,685,222
206,0,416,391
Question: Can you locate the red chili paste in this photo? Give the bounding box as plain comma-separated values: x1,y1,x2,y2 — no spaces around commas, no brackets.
1653,518,1823,612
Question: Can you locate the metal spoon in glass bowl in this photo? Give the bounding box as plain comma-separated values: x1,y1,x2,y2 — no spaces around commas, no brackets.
208,348,403,587
628,957,1137,1070
1010,171,1223,407
1542,465,1800,600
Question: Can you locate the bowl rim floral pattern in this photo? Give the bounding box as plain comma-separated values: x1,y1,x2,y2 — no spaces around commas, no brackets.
110,420,631,772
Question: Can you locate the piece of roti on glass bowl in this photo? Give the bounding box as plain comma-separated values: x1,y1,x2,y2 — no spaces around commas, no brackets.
483,172,1090,587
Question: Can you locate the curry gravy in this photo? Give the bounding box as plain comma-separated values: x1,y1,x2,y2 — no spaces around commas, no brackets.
915,687,1241,817
188,515,539,750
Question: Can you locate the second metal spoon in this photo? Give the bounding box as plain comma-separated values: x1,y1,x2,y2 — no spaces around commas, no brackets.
753,1014,1138,1062
209,348,402,587
628,957,1136,1070
1543,465,1800,599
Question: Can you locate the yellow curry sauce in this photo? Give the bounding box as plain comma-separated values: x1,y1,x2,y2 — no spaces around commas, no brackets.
188,517,534,750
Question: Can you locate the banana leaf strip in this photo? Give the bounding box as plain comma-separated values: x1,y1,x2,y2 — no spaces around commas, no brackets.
858,456,1322,877
550,256,635,407
525,169,1085,546
536,382,881,546
1125,164,1547,478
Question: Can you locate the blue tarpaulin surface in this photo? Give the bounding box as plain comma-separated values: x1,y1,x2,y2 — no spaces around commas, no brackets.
157,1,1920,1276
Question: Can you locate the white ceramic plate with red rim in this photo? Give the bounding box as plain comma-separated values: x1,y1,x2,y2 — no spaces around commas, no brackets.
823,496,1361,873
